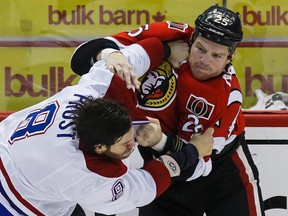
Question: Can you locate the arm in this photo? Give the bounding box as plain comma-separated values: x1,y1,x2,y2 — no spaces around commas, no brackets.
70,21,192,84
212,69,245,155
72,37,169,89
101,39,189,89
110,21,192,45
75,118,212,214
135,116,214,182
109,21,192,69
71,38,120,76
136,116,213,158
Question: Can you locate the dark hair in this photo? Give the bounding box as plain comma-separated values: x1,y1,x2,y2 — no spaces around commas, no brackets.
72,96,132,153
191,4,243,60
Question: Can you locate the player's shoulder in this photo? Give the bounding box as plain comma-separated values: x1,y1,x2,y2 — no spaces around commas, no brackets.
153,21,193,34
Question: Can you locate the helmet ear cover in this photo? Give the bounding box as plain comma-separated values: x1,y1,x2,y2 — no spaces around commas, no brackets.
190,4,243,60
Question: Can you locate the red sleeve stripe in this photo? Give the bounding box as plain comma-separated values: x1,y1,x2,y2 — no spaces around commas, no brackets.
135,37,164,72
0,158,45,216
141,160,171,197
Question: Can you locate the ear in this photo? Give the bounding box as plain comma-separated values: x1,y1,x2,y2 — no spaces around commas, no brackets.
226,51,233,65
189,32,196,47
94,144,107,154
226,58,231,65
228,51,236,62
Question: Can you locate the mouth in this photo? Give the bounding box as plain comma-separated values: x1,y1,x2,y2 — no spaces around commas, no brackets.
130,147,135,153
192,64,210,81
196,64,209,71
126,147,135,155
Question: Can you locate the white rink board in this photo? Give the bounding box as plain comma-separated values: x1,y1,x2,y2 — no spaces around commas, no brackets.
83,127,288,216
246,127,288,216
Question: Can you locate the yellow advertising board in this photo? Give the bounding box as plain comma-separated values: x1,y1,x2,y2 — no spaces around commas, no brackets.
0,47,79,110
0,0,288,110
230,0,288,38
234,47,288,108
0,1,221,38
1,1,288,38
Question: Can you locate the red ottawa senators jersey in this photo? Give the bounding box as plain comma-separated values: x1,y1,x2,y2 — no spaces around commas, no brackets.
106,21,245,153
177,63,245,153
107,21,193,134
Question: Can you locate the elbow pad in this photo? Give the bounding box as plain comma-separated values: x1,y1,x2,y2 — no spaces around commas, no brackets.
71,38,120,75
157,144,199,179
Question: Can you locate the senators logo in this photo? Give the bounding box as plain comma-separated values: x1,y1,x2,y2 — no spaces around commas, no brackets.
136,60,177,110
186,94,215,120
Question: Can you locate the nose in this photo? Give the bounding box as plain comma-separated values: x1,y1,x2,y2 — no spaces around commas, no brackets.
127,139,136,148
200,54,210,64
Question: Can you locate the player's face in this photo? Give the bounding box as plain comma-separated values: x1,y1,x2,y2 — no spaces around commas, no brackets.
104,127,136,160
189,36,230,81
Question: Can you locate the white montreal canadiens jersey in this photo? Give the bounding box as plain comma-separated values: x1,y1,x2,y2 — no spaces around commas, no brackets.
0,59,157,214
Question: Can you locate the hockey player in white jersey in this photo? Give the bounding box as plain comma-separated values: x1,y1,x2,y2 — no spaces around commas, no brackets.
0,38,214,215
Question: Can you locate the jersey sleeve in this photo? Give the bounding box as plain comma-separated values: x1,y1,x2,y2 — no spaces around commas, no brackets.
79,35,166,81
110,21,193,46
71,37,166,77
64,160,170,215
212,71,245,153
120,37,166,77
70,21,193,75
141,160,171,197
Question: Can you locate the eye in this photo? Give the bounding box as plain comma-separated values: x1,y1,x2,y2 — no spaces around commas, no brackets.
212,53,225,59
196,46,206,54
123,139,133,146
122,142,129,146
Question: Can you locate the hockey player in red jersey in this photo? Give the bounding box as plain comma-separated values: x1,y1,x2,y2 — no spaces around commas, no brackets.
71,4,265,216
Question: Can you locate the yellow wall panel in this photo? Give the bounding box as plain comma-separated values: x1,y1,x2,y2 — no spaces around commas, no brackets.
0,1,287,110
0,47,79,110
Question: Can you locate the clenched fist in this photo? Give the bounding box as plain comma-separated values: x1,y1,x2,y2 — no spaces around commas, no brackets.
189,127,214,157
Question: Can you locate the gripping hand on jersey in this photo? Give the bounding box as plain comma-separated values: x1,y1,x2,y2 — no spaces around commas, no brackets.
167,40,189,68
136,116,213,157
136,119,214,179
166,127,214,180
189,128,214,157
99,48,141,90
100,40,189,89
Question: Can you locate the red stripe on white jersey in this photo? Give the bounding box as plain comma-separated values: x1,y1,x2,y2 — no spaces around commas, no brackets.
0,157,45,216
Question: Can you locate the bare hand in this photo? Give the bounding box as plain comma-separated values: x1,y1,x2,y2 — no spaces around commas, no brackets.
107,52,141,89
135,117,162,147
189,127,214,157
167,40,189,68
